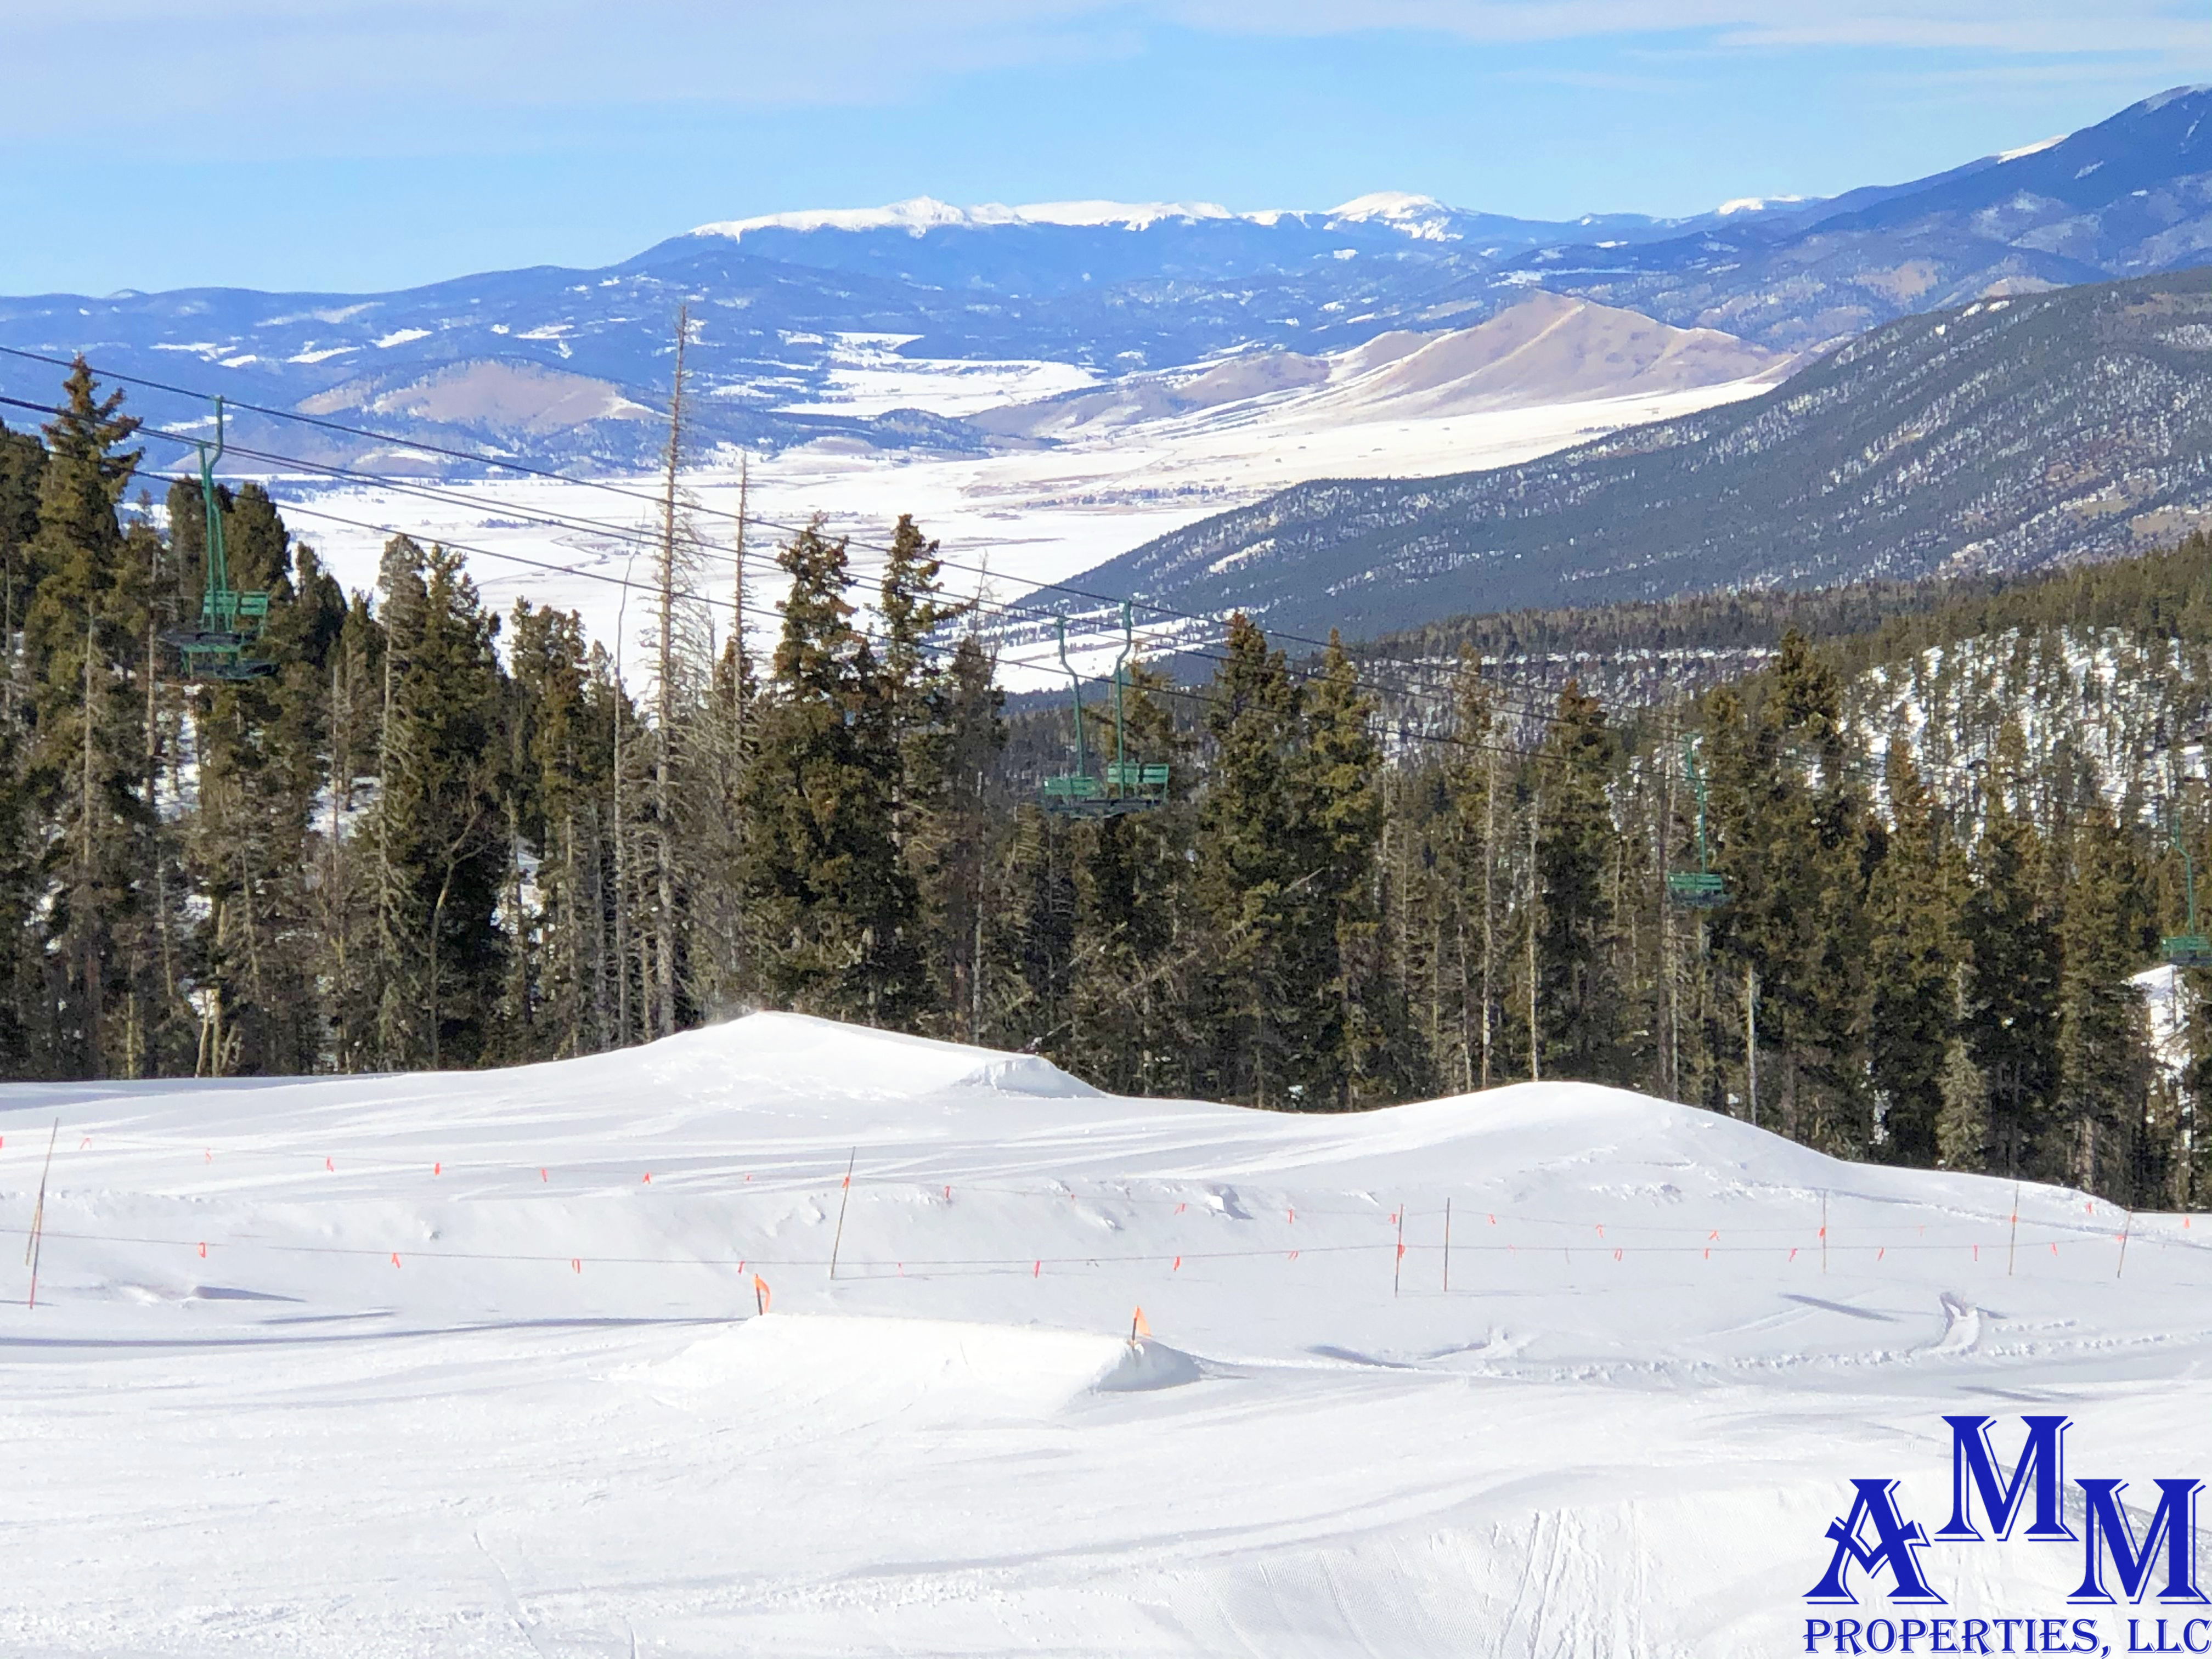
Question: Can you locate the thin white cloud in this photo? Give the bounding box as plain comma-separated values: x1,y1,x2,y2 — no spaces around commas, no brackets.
1,0,2207,155
1165,0,2212,52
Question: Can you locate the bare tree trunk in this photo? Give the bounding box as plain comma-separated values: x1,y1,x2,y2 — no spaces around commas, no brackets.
1746,962,1759,1128
145,594,167,1075
327,657,349,1069
1526,791,1540,1083
1661,755,1678,1098
81,611,103,1073
650,306,690,1040
612,711,630,1048
1481,745,1498,1089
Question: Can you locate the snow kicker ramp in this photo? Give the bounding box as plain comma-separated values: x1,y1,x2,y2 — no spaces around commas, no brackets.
0,1011,2200,1655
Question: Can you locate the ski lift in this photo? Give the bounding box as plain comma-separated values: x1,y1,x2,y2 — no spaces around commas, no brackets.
163,398,275,682
2165,816,2212,968
1666,740,1729,910
1039,603,1169,819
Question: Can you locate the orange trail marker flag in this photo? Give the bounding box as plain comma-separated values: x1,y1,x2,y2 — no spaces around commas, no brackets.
1130,1307,1150,1343
753,1274,770,1314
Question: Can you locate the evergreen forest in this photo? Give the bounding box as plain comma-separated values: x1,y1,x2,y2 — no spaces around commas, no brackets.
8,362,2212,1214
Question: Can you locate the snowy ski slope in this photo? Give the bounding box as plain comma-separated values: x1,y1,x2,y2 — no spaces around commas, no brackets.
0,1013,2202,1655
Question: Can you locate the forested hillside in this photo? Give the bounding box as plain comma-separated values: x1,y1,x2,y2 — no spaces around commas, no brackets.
1075,267,2212,638
6,360,2212,1213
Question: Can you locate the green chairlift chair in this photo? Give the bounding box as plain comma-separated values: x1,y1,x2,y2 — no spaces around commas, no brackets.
163,398,275,683
1666,740,1730,910
1040,603,1169,819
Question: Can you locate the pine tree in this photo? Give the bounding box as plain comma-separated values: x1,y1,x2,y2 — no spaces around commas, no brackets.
2054,805,2153,1196
740,523,919,1022
1708,633,1872,1151
1444,650,1502,1091
1865,739,1959,1164
992,803,1075,1054
1298,633,1400,1105
370,540,509,1068
1531,678,1623,1081
1194,614,1309,1107
0,419,42,653
507,601,607,1056
22,360,151,1076
878,515,967,1025
936,634,1006,1044
317,594,385,1072
0,421,47,1070
1937,1029,1991,1170
1064,659,1192,1096
1960,796,2062,1179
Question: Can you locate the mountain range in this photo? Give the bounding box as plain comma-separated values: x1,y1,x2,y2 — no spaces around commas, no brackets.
1072,266,2212,640
3,85,2210,488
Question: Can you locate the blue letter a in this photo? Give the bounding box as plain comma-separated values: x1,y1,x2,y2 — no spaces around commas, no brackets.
2071,1480,2208,1605
1807,1479,1945,1604
1938,1415,2074,1541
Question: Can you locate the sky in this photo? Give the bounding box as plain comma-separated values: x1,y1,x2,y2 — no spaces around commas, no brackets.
1,1,2209,297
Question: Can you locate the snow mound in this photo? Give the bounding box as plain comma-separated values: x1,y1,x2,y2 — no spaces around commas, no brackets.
641,1314,1196,1416
535,1009,1101,1108
3,1012,2202,1655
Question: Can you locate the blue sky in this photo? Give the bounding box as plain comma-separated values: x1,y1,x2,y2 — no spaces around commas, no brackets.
3,1,2209,296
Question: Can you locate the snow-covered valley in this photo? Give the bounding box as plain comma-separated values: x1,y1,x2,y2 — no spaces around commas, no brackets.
0,1013,2202,1655
274,303,1779,678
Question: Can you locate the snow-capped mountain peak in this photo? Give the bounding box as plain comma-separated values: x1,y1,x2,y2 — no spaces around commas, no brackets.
691,196,1243,240
2142,83,2212,112
1713,194,1808,216
688,191,1503,247
1324,191,1460,239
1327,190,1446,219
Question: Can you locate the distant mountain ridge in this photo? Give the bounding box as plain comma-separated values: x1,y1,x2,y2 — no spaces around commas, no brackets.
0,86,2208,483
1510,84,2212,350
969,292,1785,441
1065,267,2212,640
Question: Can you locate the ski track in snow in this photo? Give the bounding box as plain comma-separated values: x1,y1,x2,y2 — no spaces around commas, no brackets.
0,1012,2200,1654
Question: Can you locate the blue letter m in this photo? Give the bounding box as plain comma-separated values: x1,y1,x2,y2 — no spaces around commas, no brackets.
1807,1479,1945,1605
2070,1479,2208,1605
1938,1414,2074,1541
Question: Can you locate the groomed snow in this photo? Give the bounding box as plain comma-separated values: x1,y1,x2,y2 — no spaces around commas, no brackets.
0,1012,2202,1652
